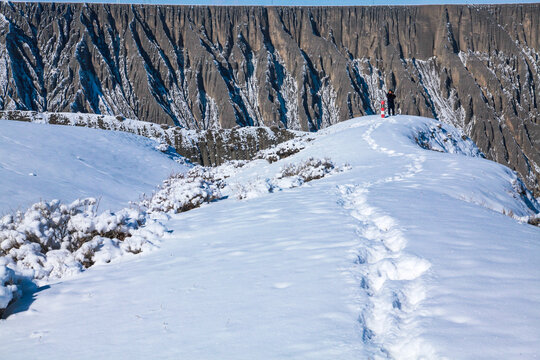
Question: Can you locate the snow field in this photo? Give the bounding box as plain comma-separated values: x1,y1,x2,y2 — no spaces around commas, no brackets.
340,185,437,359
366,178,540,359
0,120,188,314
0,115,539,359
0,121,344,317
0,120,188,213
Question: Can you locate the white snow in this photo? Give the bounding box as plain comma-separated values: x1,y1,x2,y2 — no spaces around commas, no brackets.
412,58,467,129
0,120,187,213
1,115,539,359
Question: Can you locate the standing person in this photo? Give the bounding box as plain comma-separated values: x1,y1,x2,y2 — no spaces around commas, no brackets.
386,90,396,116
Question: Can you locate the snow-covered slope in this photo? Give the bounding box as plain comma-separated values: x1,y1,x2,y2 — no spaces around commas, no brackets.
1,116,539,359
0,120,187,213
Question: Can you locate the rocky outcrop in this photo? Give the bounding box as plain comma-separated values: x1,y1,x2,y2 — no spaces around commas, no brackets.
0,110,296,166
0,4,538,193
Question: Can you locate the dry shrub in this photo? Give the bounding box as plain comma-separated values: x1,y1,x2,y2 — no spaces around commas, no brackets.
140,167,223,214
0,198,154,315
256,141,306,163
528,216,540,227
279,157,336,182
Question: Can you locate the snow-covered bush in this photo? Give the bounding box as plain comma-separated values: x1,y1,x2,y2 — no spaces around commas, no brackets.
0,198,166,315
510,178,539,214
231,158,346,200
509,178,540,226
528,215,540,227
256,139,307,163
0,199,145,265
0,263,21,317
231,178,278,200
278,157,337,183
155,142,170,152
413,122,484,157
140,167,223,213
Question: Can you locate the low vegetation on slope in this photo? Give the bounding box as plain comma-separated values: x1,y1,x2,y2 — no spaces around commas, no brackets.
0,143,345,316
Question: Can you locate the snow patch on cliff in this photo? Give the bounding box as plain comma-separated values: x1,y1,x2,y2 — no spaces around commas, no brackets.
413,58,466,129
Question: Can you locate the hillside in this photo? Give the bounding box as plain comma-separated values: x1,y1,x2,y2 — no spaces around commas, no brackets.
0,3,539,195
1,116,539,359
0,120,187,213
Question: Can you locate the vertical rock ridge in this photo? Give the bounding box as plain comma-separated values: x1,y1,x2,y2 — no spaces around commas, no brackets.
0,3,538,194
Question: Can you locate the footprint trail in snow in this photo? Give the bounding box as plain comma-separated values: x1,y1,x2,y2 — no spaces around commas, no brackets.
340,119,436,359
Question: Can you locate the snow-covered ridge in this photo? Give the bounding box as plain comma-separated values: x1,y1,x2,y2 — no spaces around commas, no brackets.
0,120,342,317
2,2,539,198
339,119,466,357
0,119,186,315
0,110,298,167
0,115,539,359
0,119,192,213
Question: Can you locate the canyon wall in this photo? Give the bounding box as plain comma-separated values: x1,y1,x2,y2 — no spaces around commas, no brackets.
0,3,538,193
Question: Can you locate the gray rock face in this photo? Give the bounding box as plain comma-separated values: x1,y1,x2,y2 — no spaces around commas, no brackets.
0,4,539,194
0,110,297,166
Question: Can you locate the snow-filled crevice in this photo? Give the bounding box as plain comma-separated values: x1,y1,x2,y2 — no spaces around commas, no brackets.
347,59,375,115
197,32,254,127
318,76,340,128
196,70,220,130
237,32,262,126
299,49,323,131
349,59,386,115
0,43,11,110
411,58,467,129
158,9,186,83
80,7,123,91
51,6,73,68
5,21,46,111
129,18,182,127
73,39,110,115
132,7,197,129
262,37,288,128
276,52,300,130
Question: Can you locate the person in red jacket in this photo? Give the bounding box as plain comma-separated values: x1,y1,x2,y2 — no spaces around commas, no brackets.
386,90,396,116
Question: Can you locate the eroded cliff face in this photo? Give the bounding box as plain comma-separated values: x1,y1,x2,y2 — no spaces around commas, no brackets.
0,4,538,194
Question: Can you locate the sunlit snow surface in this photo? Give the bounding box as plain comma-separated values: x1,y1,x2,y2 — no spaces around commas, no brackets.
0,120,187,213
1,116,539,359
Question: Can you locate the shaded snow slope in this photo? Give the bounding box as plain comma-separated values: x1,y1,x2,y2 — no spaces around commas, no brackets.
0,116,539,359
0,120,187,213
